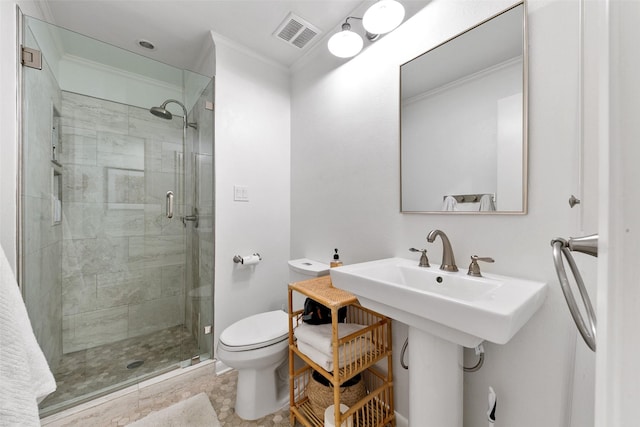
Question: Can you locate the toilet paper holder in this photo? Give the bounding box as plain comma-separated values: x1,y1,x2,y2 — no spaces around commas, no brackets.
233,253,262,264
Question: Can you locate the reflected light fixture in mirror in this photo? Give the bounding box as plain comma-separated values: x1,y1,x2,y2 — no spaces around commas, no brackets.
328,0,405,58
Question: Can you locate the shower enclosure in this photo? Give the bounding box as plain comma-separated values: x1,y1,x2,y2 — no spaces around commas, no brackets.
19,15,214,416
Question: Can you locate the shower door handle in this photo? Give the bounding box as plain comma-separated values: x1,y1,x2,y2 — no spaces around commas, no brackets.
166,191,174,219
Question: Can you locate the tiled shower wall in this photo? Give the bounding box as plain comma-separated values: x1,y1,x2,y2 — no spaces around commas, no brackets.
59,92,187,353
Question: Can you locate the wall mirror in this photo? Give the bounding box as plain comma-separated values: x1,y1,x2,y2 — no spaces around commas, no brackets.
400,3,527,214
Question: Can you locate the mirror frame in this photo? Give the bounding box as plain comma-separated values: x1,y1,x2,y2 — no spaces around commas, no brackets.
399,2,528,214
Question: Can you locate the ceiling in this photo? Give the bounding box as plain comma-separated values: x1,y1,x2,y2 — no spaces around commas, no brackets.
40,0,429,72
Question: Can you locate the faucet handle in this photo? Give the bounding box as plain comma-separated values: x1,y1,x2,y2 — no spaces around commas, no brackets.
468,255,495,277
409,248,430,267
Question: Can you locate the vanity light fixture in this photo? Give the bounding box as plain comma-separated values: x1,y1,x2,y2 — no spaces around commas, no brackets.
362,0,406,34
328,0,405,58
327,18,365,58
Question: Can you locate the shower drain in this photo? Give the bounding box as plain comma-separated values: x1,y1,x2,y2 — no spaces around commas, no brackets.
126,360,144,370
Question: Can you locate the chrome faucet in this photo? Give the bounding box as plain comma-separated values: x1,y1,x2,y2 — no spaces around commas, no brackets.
426,229,458,272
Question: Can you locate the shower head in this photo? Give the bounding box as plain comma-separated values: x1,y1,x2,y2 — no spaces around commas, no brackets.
149,105,173,120
149,99,198,129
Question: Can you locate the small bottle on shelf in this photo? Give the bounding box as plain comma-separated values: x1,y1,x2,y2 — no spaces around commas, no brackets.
330,248,343,268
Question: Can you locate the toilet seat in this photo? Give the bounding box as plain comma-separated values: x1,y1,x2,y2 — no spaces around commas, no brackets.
219,310,289,351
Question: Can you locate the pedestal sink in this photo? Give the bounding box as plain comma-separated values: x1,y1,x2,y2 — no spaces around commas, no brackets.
330,257,547,427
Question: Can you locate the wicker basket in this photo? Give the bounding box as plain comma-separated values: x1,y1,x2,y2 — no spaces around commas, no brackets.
307,370,367,421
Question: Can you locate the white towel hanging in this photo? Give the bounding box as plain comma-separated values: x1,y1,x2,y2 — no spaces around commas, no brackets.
0,246,56,426
479,194,496,211
442,196,457,211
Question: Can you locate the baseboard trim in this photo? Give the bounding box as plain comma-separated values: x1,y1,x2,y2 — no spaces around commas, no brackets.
395,411,409,427
215,359,232,375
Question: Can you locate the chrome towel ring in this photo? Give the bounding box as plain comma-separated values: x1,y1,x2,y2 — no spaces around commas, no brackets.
550,234,598,352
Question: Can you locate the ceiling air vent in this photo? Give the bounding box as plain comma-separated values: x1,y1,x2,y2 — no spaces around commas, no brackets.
273,13,321,49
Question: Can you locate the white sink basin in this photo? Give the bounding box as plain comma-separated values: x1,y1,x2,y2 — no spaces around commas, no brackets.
330,257,547,347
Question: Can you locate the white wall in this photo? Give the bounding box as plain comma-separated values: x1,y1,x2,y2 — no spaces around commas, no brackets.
291,0,589,425
212,33,291,352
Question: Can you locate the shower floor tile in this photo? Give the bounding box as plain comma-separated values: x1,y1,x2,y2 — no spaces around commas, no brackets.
40,325,200,415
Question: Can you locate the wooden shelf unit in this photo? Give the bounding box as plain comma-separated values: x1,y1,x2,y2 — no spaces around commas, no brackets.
288,276,395,427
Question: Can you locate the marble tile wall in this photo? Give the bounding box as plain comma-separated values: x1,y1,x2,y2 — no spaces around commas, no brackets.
22,28,64,371
59,91,187,353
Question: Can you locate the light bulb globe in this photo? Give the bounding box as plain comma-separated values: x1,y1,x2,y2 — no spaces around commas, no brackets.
362,0,405,34
328,29,364,58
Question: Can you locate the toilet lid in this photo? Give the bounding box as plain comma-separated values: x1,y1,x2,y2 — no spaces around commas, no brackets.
219,310,289,351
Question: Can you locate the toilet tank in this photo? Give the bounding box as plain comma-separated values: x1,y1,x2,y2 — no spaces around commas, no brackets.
288,258,330,310
288,258,330,281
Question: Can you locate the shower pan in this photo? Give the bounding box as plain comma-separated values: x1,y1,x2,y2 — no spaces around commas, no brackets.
19,15,215,416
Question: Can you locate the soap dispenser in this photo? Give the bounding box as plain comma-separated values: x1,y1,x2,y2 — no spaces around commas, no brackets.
330,248,343,268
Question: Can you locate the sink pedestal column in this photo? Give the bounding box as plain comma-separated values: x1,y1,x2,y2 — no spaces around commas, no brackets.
408,327,463,427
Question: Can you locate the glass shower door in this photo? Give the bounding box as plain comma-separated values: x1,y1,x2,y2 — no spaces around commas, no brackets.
20,15,213,416
183,81,215,361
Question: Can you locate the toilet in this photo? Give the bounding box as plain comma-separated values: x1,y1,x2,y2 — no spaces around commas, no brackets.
216,258,330,420
217,310,290,420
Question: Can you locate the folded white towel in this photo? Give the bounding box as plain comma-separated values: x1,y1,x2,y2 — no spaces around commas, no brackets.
294,323,367,355
295,323,373,371
0,245,56,426
297,340,372,372
297,340,337,371
442,196,457,211
479,194,496,211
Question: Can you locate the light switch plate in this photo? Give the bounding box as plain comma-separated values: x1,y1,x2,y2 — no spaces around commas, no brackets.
234,185,249,201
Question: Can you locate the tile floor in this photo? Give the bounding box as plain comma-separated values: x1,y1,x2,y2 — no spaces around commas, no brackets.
96,368,292,426
198,370,291,427
38,323,292,426
40,325,200,416
41,364,292,427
